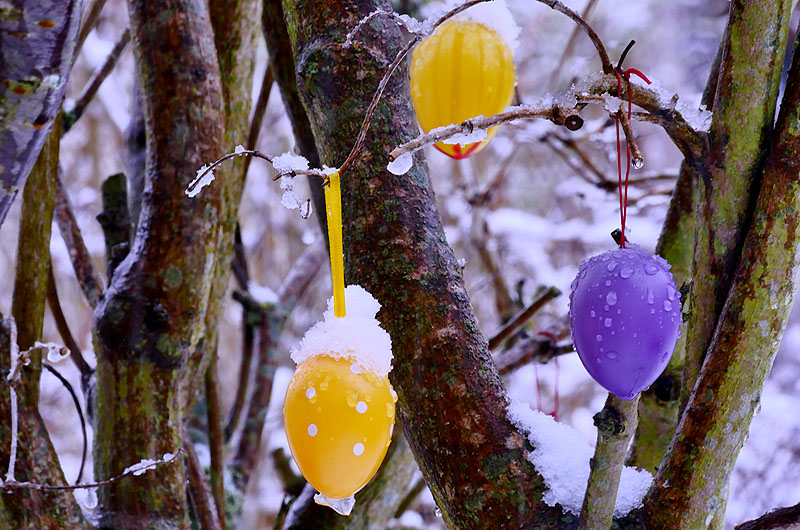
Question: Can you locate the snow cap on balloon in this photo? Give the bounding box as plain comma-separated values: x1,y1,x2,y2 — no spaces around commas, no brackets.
291,284,392,376
568,246,682,400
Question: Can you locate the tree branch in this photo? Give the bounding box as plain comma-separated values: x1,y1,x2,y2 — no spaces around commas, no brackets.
96,173,132,282
645,5,799,525
0,0,81,229
182,430,223,530
65,27,130,133
205,352,226,530
735,502,800,530
628,29,725,473
488,286,561,350
53,170,105,308
579,394,639,529
47,262,93,384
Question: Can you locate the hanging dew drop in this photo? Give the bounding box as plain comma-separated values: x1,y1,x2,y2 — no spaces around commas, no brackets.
632,157,644,169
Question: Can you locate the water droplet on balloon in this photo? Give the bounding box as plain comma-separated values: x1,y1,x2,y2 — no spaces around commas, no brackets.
596,357,602,364
606,291,617,306
601,254,610,262
345,390,358,407
620,268,634,279
663,300,673,311
590,310,596,317
632,157,644,169
607,261,617,272
604,318,612,328
650,308,656,314
662,351,670,362
667,286,676,300
647,288,655,304
605,280,612,286
605,350,618,360
570,279,578,291
645,264,658,275
434,506,442,518
580,268,588,278
595,334,603,342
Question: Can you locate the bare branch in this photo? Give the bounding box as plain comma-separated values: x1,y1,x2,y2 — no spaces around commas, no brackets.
53,171,105,308
47,259,92,382
488,286,561,350
205,354,226,530
41,362,88,484
2,451,183,492
76,0,108,53
617,107,644,168
735,502,800,530
241,65,274,180
182,430,223,530
579,394,639,529
65,27,130,133
389,104,582,162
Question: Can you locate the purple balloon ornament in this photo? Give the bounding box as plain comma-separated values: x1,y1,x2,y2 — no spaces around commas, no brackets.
569,246,682,400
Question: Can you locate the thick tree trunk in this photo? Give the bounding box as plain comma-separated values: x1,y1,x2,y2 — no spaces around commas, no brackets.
0,121,88,528
281,0,575,527
91,0,228,527
645,16,800,529
0,0,81,229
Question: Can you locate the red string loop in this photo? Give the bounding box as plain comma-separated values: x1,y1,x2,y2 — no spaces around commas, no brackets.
613,66,650,249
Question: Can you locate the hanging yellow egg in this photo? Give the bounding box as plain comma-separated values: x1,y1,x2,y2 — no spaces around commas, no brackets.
284,354,396,500
410,19,516,159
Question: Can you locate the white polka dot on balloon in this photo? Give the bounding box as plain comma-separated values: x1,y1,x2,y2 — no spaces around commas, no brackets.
308,424,318,437
355,401,367,414
353,443,365,456
305,387,316,399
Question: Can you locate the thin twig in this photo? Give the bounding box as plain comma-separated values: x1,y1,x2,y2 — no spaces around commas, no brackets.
66,28,131,133
46,262,93,383
488,286,561,350
389,105,581,162
394,476,427,518
547,0,599,91
538,0,613,74
53,171,105,308
617,106,644,167
186,149,328,197
224,317,254,443
42,362,87,484
76,0,108,54
205,353,226,530
182,429,223,530
273,494,295,530
232,225,249,292
242,65,274,179
494,333,574,376
2,449,182,491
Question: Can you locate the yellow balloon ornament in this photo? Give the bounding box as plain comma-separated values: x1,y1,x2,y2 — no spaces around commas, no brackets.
284,172,396,516
410,19,516,159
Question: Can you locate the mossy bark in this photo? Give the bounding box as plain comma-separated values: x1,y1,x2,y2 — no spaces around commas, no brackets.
681,0,790,411
629,35,725,472
0,0,80,228
644,18,800,529
281,1,577,527
0,120,88,529
92,0,229,527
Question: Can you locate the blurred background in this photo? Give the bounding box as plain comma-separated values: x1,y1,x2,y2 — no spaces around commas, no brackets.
1,0,798,528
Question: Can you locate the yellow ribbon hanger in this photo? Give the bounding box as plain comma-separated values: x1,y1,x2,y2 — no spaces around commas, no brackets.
324,171,346,318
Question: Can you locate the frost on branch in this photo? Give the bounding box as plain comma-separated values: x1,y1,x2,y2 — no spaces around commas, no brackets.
185,164,215,198
507,399,651,517
387,153,413,175
122,453,176,477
